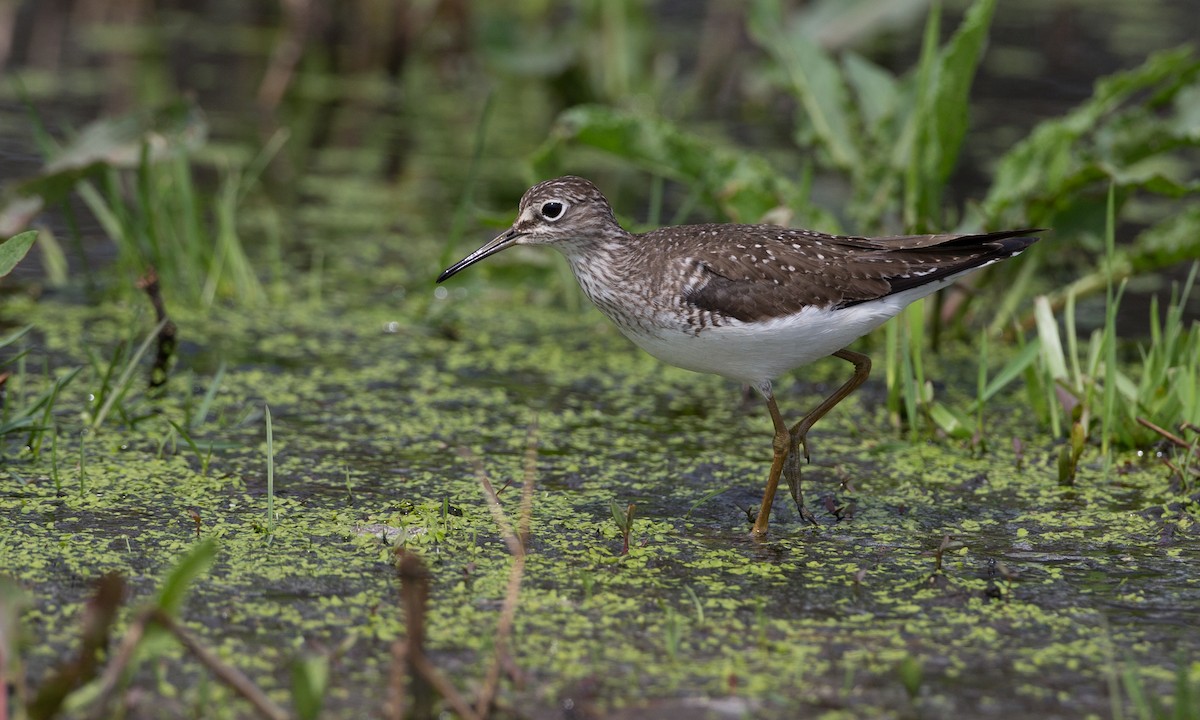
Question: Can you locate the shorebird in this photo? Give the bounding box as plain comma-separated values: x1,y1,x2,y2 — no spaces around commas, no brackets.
438,176,1039,534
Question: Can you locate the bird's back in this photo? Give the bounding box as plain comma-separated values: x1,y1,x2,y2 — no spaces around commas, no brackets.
632,224,1038,324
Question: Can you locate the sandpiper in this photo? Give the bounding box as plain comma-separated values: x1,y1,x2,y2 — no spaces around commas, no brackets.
438,176,1039,534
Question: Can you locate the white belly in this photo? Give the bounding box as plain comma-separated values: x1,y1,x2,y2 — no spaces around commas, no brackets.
614,276,963,384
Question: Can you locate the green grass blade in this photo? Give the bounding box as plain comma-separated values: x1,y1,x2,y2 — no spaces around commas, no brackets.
970,336,1041,411
154,539,218,616
266,404,276,534
92,317,168,429
0,325,33,349
190,361,227,431
1034,296,1068,381
1101,184,1118,459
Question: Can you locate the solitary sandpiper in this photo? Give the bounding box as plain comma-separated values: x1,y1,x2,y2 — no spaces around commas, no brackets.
438,176,1039,535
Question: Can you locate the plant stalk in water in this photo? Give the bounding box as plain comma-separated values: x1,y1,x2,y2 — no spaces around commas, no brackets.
266,404,275,534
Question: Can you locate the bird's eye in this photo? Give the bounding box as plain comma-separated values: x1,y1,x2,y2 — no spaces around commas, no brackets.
541,201,565,220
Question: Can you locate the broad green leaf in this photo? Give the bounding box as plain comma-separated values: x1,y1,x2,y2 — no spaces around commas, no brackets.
929,402,972,439
0,100,206,237
842,52,899,133
610,499,629,530
0,575,29,657
898,654,924,699
747,0,861,171
43,100,206,175
901,2,944,227
983,46,1200,221
1131,204,1200,272
790,0,931,49
904,0,996,227
291,655,331,720
1173,84,1200,138
926,0,996,183
0,230,36,277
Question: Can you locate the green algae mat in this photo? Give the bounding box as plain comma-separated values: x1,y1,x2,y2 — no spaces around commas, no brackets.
1,290,1197,719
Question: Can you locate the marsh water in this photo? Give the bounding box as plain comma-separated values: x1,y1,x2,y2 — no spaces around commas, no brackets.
2,2,1199,719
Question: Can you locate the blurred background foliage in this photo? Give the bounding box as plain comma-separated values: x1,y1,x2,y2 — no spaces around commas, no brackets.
1,0,1196,286
0,0,1198,448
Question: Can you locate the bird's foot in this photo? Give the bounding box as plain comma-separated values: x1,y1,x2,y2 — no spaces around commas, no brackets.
783,463,818,527
783,430,819,526
790,427,812,464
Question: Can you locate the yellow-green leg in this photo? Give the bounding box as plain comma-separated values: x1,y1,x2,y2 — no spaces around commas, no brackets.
751,389,791,535
752,348,872,535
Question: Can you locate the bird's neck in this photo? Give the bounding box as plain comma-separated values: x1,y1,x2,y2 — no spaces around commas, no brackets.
557,231,662,333
556,229,635,277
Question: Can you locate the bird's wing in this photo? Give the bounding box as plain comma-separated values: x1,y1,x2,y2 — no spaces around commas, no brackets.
643,225,1039,323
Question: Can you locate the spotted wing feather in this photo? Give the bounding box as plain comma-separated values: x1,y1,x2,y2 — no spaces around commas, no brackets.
646,226,1039,323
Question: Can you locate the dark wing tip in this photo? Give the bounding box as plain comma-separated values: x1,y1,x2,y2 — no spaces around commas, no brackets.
938,227,1044,257
845,228,1043,307
995,233,1040,257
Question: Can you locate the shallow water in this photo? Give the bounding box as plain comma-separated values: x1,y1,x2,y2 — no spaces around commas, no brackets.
1,292,1196,718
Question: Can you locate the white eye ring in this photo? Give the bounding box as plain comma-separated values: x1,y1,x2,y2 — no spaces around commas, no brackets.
540,200,568,221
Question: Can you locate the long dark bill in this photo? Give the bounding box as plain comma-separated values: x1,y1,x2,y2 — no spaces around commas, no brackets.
436,228,524,283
